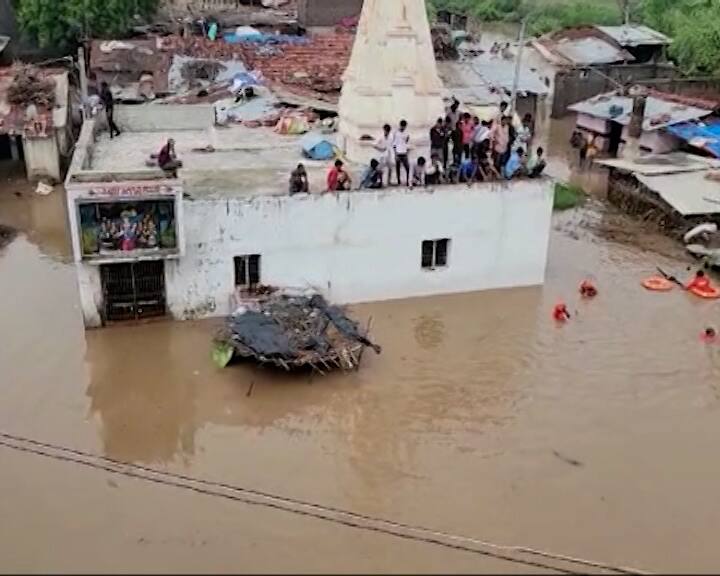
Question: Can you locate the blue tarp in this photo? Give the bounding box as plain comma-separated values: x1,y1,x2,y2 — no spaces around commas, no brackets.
223,33,310,46
667,120,720,158
300,134,335,161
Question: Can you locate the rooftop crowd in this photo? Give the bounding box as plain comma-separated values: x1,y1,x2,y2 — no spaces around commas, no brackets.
289,98,546,195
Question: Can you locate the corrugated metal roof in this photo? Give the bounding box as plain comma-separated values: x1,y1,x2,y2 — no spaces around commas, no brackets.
569,92,713,131
595,152,720,174
637,171,720,215
667,120,720,158
438,58,548,107
596,25,671,47
553,36,631,65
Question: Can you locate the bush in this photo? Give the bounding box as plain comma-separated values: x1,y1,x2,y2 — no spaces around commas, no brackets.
554,183,584,211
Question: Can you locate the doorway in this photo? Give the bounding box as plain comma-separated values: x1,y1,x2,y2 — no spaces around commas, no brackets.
608,121,623,157
101,261,166,322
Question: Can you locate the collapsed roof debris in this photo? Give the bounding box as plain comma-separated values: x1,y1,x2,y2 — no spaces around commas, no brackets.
214,292,381,373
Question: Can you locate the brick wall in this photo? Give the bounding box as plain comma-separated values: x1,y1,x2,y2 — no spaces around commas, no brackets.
297,0,363,27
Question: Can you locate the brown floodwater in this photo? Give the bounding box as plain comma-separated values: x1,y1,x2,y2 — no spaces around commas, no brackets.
2,169,720,574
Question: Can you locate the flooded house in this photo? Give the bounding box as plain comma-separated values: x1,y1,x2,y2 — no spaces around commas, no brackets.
0,67,73,181
569,90,717,156
65,0,554,328
532,25,677,118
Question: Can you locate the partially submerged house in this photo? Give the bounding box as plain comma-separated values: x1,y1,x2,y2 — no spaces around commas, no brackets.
532,24,676,118
0,67,73,181
66,0,554,328
595,152,720,233
569,90,716,156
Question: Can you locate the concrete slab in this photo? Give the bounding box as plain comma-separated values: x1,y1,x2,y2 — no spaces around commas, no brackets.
90,125,351,198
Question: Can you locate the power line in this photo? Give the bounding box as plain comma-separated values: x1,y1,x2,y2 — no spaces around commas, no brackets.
0,431,648,575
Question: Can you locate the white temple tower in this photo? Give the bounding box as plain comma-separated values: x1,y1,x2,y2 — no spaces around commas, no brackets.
338,0,445,164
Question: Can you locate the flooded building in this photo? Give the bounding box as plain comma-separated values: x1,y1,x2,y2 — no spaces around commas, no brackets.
0,68,73,181
532,25,677,118
569,90,715,156
66,0,553,328
65,107,553,327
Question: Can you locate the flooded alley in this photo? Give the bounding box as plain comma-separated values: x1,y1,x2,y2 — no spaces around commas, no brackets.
2,170,720,573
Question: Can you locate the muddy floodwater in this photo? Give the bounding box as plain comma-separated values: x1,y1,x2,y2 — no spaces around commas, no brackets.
3,174,720,574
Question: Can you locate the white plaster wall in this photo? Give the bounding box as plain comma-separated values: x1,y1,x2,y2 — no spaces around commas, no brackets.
23,137,60,181
75,264,103,328
576,114,609,135
117,104,215,132
165,181,554,319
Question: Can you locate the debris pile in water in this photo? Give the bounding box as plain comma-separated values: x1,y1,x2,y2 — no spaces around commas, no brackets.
7,65,56,108
214,292,381,373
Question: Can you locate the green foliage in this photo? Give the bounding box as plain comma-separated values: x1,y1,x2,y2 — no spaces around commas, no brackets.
16,0,158,48
670,4,720,74
554,183,584,211
522,0,623,35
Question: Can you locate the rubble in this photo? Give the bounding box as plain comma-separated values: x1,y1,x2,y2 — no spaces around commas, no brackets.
214,292,381,373
7,65,56,108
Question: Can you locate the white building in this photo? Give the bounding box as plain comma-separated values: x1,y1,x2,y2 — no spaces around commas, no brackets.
66,0,553,327
65,105,553,328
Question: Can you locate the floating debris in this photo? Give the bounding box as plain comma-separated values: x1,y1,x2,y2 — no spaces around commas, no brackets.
214,292,381,373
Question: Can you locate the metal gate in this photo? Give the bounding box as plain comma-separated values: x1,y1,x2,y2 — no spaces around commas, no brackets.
101,261,166,322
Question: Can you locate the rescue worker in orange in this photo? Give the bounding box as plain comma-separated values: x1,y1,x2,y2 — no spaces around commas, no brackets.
553,303,571,322
579,280,598,298
686,270,713,293
702,327,717,343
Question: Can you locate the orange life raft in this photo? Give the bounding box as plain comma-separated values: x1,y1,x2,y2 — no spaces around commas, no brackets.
642,276,674,292
690,285,720,299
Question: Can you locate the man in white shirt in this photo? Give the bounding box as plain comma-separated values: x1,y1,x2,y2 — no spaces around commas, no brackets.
471,118,492,158
374,124,395,186
393,119,411,186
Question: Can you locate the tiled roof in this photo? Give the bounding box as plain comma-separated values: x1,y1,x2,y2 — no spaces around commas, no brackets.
90,32,354,103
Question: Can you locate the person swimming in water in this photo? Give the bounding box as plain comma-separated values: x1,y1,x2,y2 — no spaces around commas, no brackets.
553,303,571,322
702,327,717,343
580,280,598,298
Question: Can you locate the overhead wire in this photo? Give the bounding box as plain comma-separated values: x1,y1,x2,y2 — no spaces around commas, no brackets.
0,431,648,575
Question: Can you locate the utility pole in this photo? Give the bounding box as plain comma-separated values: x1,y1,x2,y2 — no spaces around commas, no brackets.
510,17,527,116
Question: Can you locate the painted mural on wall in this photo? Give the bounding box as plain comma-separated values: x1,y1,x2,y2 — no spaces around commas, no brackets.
79,199,178,257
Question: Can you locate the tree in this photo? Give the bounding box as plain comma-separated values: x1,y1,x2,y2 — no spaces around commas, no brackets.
669,2,720,74
16,0,158,48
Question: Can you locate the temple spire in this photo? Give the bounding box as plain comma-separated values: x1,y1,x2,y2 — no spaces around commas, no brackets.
338,0,445,164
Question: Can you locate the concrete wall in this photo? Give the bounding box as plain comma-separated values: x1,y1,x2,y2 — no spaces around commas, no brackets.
552,63,679,118
116,104,215,132
73,181,553,326
23,136,61,181
161,181,553,320
298,0,363,27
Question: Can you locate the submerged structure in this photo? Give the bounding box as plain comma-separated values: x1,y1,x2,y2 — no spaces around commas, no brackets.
214,292,381,373
338,0,444,162
65,0,554,329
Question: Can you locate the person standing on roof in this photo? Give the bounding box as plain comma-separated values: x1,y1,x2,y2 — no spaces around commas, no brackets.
393,120,411,187
100,82,121,139
430,118,447,166
374,124,395,186
446,97,461,128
